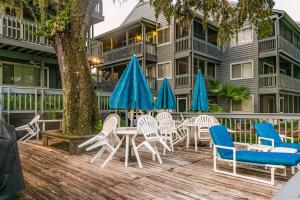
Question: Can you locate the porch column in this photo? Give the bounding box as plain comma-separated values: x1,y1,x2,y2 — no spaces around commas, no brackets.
275,54,280,113
40,61,45,88
110,37,113,50
142,24,146,71
126,30,129,46
291,63,294,78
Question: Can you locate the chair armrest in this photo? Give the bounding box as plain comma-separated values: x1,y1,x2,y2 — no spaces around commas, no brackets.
15,124,30,131
234,142,249,149
258,137,274,148
214,144,235,151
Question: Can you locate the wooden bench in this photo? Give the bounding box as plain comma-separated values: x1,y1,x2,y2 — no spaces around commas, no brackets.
42,130,94,155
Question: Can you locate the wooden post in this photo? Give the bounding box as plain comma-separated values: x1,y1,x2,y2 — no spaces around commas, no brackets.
35,88,38,116
41,61,45,88
0,86,2,121
7,87,10,122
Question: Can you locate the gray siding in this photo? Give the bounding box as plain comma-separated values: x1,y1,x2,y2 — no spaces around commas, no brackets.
122,1,176,93
220,29,259,112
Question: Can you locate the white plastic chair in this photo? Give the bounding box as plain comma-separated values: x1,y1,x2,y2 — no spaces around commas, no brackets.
104,113,121,127
16,115,41,142
78,116,119,168
134,115,171,168
155,112,172,122
158,119,185,155
195,115,216,150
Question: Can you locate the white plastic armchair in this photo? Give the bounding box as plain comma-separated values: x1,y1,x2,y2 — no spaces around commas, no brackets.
195,115,216,149
158,119,185,154
104,113,121,127
135,115,171,167
16,115,41,142
155,112,172,123
78,116,119,168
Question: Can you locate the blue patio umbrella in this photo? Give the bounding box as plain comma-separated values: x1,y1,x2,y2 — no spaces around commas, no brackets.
192,70,208,111
155,77,176,110
109,55,154,110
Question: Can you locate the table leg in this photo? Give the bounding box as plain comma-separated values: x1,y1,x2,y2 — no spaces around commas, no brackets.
131,136,142,168
194,130,198,151
186,127,190,148
125,135,129,167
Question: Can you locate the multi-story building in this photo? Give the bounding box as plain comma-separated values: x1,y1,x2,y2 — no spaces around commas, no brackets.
96,1,300,113
0,1,104,123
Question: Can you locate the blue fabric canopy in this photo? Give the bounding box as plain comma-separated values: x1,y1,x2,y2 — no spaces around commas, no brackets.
109,55,154,110
155,77,176,110
192,70,208,111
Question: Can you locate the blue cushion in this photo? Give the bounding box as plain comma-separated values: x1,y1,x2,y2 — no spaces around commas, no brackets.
209,125,234,157
254,123,283,146
223,150,300,166
277,143,300,152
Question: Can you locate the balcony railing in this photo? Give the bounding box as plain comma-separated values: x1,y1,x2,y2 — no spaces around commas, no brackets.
175,37,191,52
0,13,51,46
175,74,191,88
258,36,277,52
278,35,300,62
103,42,157,64
87,39,103,60
259,74,300,91
193,38,221,60
258,36,300,62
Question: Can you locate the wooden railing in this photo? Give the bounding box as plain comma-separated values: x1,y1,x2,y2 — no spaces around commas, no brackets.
103,42,157,63
258,74,277,88
175,37,190,52
87,39,103,60
0,13,51,46
278,35,300,62
259,74,300,91
175,74,191,88
258,36,277,52
171,112,300,144
193,38,221,60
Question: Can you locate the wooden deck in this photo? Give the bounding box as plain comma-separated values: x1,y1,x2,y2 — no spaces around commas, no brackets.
17,140,289,200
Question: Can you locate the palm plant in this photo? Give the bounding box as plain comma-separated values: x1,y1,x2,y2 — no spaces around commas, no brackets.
209,80,250,112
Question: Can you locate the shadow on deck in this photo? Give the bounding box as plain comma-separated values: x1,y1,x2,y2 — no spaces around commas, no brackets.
17,140,288,200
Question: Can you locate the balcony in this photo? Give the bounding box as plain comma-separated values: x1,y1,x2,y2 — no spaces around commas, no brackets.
91,0,104,24
96,76,157,93
258,36,300,62
175,74,215,89
103,42,157,65
259,74,300,92
0,13,51,47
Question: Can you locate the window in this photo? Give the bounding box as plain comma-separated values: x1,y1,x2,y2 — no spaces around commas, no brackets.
207,62,216,78
146,65,156,78
176,24,189,39
194,58,205,75
176,57,189,75
193,20,205,40
232,95,253,113
157,61,171,79
1,62,49,87
207,27,218,46
263,62,274,74
230,61,253,80
177,96,188,112
157,27,170,45
231,27,253,46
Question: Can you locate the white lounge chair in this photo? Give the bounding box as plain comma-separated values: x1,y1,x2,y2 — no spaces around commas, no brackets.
134,115,171,168
78,116,120,168
194,115,216,150
16,115,40,142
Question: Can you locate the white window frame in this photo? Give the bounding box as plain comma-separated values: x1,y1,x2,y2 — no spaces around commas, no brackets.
157,26,171,47
230,27,254,47
156,61,172,80
231,95,254,113
177,97,188,112
263,62,275,74
230,60,254,80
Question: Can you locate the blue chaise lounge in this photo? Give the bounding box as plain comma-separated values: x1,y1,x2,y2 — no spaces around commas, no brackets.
209,125,300,185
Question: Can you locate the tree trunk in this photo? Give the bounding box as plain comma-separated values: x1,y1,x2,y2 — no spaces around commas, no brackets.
52,0,99,136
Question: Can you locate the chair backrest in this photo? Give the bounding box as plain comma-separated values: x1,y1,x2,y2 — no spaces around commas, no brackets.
209,125,234,158
158,118,176,134
104,113,121,127
29,115,40,133
156,112,172,123
101,116,118,137
254,122,283,145
210,115,220,125
137,115,160,140
195,115,215,129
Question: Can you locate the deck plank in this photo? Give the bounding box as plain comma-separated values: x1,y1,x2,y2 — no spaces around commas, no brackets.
17,141,287,200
